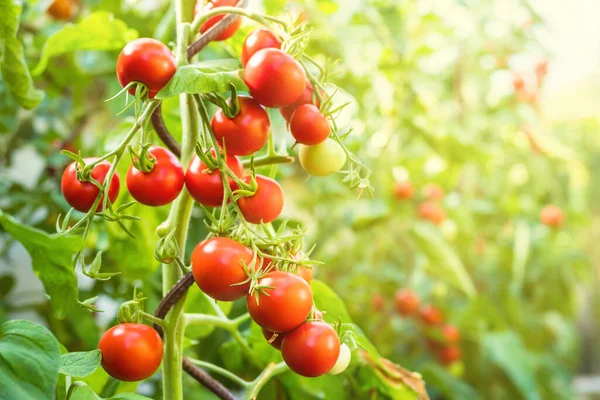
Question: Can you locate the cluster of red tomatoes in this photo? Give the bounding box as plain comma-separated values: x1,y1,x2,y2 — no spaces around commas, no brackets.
192,237,348,377
393,182,447,226
392,289,463,367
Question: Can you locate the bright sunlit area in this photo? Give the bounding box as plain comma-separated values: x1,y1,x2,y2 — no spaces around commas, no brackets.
1,0,600,399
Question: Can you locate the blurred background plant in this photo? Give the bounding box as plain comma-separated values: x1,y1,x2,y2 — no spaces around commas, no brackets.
1,0,599,399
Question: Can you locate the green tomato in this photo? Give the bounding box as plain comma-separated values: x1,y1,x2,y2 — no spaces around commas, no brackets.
329,343,351,375
298,139,347,177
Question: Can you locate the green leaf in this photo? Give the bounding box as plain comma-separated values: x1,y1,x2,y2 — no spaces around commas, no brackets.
420,363,480,400
409,222,476,298
33,12,138,75
69,383,152,400
0,79,19,134
0,211,82,318
0,0,44,109
156,61,247,99
0,320,61,400
60,350,101,378
484,332,540,400
0,274,14,298
184,284,232,339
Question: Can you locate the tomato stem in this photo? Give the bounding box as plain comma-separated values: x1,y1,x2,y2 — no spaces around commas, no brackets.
242,155,294,168
188,359,251,388
245,362,289,400
190,5,285,34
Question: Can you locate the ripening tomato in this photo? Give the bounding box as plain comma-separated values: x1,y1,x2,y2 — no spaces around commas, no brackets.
237,175,284,224
98,323,163,382
540,205,564,228
241,28,282,67
423,184,444,201
47,0,75,20
296,265,313,283
211,96,270,156
289,104,330,145
191,237,256,301
441,324,460,343
372,293,384,312
244,48,307,108
262,328,285,350
394,289,420,316
437,346,462,365
61,158,120,213
126,146,183,207
116,38,176,98
196,0,242,41
281,321,340,377
247,271,313,332
298,139,346,177
418,201,446,225
329,343,351,375
394,181,414,200
420,305,444,326
280,82,321,122
185,151,244,207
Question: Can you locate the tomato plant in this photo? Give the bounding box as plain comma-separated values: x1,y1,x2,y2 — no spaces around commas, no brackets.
289,104,330,145
61,158,120,213
298,138,347,176
237,175,284,224
196,0,242,41
241,28,282,67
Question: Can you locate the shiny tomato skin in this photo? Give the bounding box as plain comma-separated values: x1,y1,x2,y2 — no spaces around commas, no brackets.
418,201,446,225
394,289,420,316
47,0,75,20
241,28,282,67
237,175,284,224
281,321,340,377
289,104,330,145
247,271,313,332
280,83,320,122
394,181,414,200
262,328,285,350
184,151,244,207
211,96,270,156
116,38,176,98
126,146,183,206
191,237,255,301
540,205,564,228
296,265,313,283
61,158,120,213
437,346,462,365
197,0,242,41
98,323,163,382
298,138,346,177
244,48,307,108
420,305,444,326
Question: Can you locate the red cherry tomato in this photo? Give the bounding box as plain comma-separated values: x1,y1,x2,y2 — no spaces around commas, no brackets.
244,48,307,108
116,38,176,98
280,82,321,122
418,201,446,225
196,0,242,41
211,96,270,156
247,271,312,332
394,289,420,316
423,184,444,201
281,321,340,377
371,293,384,312
47,0,75,20
540,205,564,228
241,28,282,67
289,104,330,145
98,323,163,382
393,181,414,200
237,175,284,224
441,324,460,343
191,237,255,301
184,151,244,207
61,158,120,213
126,146,183,207
419,305,444,326
437,346,462,365
262,328,285,350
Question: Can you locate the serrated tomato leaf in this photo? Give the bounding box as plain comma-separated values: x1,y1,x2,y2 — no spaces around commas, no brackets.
0,0,44,109
155,61,247,99
60,350,101,378
33,12,138,75
0,320,61,400
0,211,82,318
